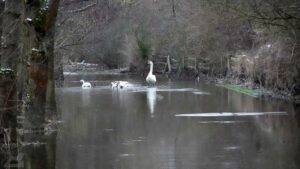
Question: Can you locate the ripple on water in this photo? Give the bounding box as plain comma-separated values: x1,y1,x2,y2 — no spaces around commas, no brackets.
126,86,209,94
119,154,136,158
121,137,146,146
223,146,240,150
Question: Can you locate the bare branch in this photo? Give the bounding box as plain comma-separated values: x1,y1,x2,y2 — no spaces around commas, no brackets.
68,2,97,13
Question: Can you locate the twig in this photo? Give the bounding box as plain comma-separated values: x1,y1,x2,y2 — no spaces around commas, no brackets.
68,3,97,13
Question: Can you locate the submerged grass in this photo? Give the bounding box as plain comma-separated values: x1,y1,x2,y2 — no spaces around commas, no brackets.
218,84,261,97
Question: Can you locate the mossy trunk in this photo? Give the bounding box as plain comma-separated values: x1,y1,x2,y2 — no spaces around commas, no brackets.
0,1,4,63
45,36,57,120
1,1,24,69
24,0,60,125
0,0,5,148
44,0,60,120
0,72,17,141
294,72,300,104
0,0,25,143
24,1,47,129
0,72,17,167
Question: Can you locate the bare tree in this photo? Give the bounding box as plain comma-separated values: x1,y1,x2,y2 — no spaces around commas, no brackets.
0,0,25,144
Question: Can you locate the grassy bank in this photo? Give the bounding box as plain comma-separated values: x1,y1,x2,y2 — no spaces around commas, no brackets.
217,84,262,98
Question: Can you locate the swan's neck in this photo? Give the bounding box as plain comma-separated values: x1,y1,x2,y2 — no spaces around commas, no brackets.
149,63,153,75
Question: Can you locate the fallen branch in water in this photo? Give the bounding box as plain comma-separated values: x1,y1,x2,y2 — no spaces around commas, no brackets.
68,3,97,13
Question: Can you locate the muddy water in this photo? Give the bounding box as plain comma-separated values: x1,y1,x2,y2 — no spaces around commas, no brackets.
12,74,300,169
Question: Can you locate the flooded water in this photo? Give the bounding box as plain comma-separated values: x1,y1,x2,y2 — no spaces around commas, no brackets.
11,74,300,169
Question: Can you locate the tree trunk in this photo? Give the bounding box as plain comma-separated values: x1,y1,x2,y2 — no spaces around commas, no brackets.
0,0,25,143
0,1,5,63
23,0,60,127
45,0,60,120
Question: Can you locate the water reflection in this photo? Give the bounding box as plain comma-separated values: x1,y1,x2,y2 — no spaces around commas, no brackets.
3,75,299,169
22,132,57,169
147,87,157,117
81,89,91,107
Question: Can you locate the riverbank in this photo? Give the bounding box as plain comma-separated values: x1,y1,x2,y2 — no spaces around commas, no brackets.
163,71,298,103
204,75,297,103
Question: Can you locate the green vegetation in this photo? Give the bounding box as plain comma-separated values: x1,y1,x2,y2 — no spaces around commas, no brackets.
0,68,15,79
218,84,261,97
33,8,47,35
31,48,46,63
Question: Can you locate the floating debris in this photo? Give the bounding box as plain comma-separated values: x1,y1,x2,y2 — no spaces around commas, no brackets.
19,141,46,147
192,91,210,95
224,146,240,150
156,88,198,92
199,120,246,124
119,154,135,157
176,112,287,117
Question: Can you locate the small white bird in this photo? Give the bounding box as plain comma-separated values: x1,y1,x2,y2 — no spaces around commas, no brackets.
146,60,156,85
80,80,92,89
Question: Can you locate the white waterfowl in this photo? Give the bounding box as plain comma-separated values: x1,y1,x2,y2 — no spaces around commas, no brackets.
117,81,129,89
111,81,119,88
110,81,129,89
146,60,156,85
80,80,92,89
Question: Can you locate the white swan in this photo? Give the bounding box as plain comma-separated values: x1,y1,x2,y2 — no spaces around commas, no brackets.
110,81,129,89
80,80,92,89
146,60,156,85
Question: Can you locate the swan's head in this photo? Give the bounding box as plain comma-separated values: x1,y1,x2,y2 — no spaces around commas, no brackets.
147,60,153,65
80,80,84,83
